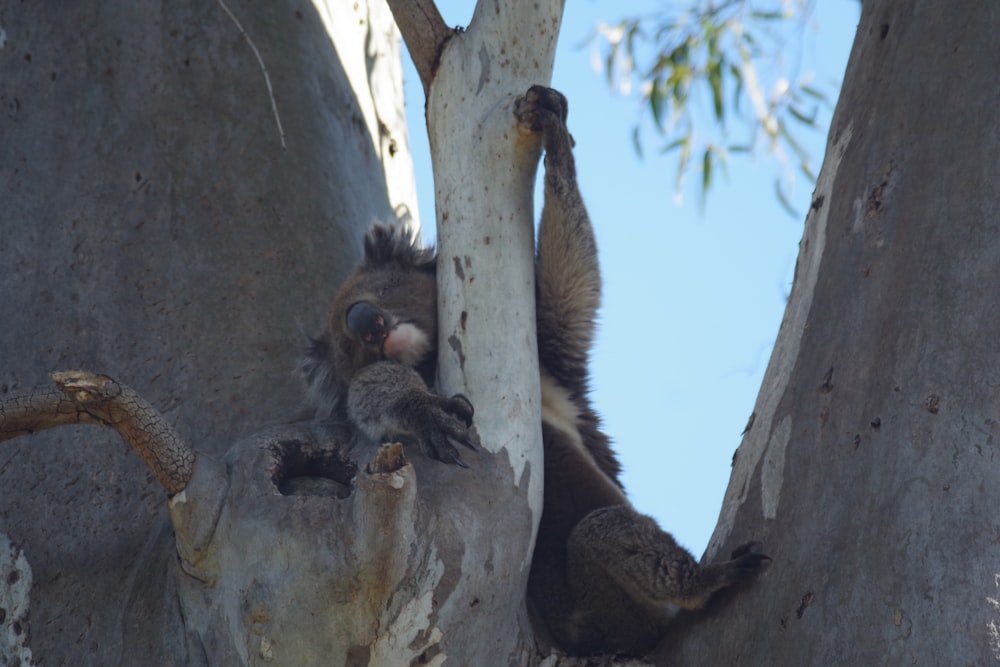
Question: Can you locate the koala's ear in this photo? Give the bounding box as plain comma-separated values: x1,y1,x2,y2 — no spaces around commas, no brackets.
363,223,434,270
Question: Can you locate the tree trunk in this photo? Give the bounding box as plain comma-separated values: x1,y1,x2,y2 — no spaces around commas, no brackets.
384,0,564,661
0,1,415,663
655,3,1000,664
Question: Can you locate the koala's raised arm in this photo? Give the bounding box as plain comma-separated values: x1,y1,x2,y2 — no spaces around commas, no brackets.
515,86,770,657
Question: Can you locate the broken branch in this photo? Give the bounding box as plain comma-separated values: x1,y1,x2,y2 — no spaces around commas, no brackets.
0,371,195,495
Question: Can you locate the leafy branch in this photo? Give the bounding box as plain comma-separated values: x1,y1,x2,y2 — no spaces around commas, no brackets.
594,0,834,214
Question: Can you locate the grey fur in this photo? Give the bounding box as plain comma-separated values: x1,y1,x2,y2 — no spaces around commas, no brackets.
305,224,479,465
304,86,768,657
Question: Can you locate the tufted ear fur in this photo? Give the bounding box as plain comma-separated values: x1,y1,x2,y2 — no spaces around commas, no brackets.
360,223,435,271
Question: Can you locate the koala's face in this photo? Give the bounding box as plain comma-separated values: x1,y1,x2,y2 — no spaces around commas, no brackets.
329,261,437,378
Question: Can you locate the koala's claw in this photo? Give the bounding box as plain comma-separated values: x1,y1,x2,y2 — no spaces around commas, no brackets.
728,541,772,578
444,393,475,427
423,393,480,467
430,437,471,469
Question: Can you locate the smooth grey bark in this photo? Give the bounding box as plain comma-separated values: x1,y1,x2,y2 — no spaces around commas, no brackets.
0,1,413,663
388,0,564,661
654,2,1000,664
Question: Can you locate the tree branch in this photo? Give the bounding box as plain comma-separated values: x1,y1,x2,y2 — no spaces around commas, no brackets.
0,385,104,438
0,371,195,495
385,0,451,95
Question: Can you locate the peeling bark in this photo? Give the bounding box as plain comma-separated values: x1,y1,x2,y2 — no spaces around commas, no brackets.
0,372,194,494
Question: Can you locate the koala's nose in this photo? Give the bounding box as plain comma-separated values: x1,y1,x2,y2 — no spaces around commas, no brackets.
346,302,391,344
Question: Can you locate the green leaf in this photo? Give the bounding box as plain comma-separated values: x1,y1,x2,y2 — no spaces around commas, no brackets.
751,11,788,21
729,62,744,111
591,0,841,214
708,60,725,121
702,148,714,193
788,105,818,126
632,126,644,159
775,180,799,218
661,137,688,154
670,68,691,106
778,122,810,161
676,137,692,191
649,79,665,128
669,38,691,67
800,84,830,103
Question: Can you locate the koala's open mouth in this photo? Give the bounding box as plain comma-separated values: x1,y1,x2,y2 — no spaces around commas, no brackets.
271,439,357,497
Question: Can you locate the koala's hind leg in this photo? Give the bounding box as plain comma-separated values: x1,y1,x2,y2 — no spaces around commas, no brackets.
566,505,770,649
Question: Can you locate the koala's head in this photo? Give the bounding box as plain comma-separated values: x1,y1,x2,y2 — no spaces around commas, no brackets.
328,225,437,379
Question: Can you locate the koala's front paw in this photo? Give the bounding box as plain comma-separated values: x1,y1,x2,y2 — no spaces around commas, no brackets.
514,85,569,136
421,393,480,468
514,85,576,176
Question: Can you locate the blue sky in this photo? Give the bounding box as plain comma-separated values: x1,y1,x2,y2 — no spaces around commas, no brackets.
402,2,861,554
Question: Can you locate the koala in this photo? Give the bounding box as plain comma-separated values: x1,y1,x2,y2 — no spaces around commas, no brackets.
302,228,480,468
304,85,769,657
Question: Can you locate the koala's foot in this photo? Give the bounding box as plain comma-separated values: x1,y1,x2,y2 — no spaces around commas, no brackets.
568,505,770,612
729,541,772,571
672,541,770,612
699,541,772,591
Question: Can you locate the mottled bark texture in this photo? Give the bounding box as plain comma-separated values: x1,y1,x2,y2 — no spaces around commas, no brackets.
0,0,413,663
0,372,194,494
654,2,1000,664
0,366,532,665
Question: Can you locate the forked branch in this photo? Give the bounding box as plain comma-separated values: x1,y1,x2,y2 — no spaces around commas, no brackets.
385,0,451,95
0,371,195,495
